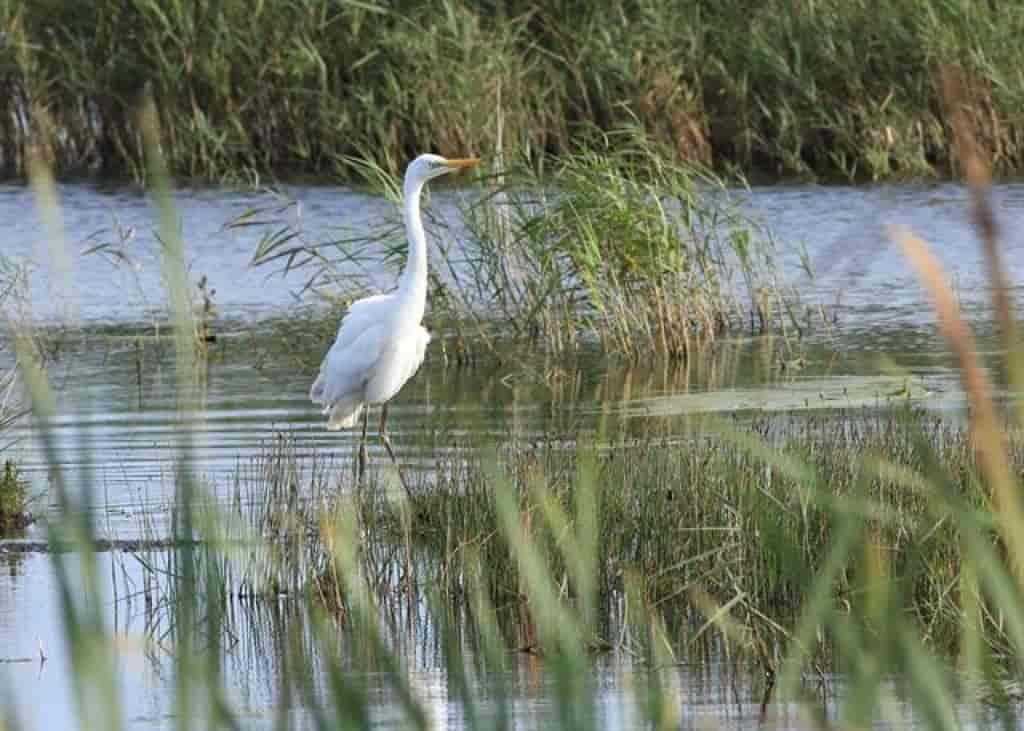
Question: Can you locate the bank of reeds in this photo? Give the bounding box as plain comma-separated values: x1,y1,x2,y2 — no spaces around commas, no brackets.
3,0,1024,182
122,391,1024,727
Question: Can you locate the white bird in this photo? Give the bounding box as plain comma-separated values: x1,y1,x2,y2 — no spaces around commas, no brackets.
310,153,480,488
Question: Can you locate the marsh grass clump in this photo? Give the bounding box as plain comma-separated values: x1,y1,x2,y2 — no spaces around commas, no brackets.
95,389,1024,728
0,259,33,536
192,275,217,347
250,410,1008,672
208,433,341,600
460,134,785,358
178,397,1024,730
0,459,30,533
253,132,789,361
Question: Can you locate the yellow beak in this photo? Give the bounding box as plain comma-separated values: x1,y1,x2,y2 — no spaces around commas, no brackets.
443,157,481,170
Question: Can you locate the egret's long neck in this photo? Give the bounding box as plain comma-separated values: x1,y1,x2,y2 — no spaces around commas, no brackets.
398,175,429,320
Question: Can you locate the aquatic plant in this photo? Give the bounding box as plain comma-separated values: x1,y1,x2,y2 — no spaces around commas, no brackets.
0,254,32,532
2,0,1024,182
207,408,1015,675
252,131,790,360
0,459,29,532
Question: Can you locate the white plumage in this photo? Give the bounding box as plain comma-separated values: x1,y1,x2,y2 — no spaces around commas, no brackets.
310,153,479,482
309,295,431,430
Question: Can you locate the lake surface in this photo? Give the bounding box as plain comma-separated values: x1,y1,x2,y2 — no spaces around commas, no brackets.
4,180,1013,516
0,180,1019,729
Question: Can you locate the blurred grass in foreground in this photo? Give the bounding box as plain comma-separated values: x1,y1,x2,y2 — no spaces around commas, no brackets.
7,90,1024,730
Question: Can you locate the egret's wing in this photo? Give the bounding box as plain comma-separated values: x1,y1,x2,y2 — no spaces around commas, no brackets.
364,325,431,404
329,293,393,353
409,326,431,381
310,322,387,407
311,292,395,405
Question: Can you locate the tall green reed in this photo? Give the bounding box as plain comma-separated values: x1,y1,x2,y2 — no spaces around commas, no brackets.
5,1,1024,182
253,130,789,361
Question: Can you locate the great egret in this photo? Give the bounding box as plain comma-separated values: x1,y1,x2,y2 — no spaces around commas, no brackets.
310,153,480,489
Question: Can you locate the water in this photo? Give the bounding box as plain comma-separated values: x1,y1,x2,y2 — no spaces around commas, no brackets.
5,181,1008,513
0,180,1017,729
0,548,847,731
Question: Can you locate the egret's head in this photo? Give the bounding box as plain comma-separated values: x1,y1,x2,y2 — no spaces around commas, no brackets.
406,154,480,185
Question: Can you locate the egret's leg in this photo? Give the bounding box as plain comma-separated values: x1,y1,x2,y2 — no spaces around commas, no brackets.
357,407,369,484
379,404,414,500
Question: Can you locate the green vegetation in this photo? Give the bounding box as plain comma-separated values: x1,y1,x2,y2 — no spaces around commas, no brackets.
3,0,1024,182
11,45,1024,730
0,459,29,532
253,133,793,358
48,393,1024,729
0,254,30,533
228,410,1022,672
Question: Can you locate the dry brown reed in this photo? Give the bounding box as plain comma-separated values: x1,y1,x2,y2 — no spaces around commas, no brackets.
941,66,1024,402
890,68,1024,587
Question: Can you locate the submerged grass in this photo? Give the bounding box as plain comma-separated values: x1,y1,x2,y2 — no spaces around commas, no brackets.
227,411,1018,672
4,1,1024,182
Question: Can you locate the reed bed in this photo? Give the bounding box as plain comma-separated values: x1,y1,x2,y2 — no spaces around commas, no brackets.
0,253,31,532
89,395,1024,729
208,411,1012,669
3,0,1024,182
252,132,792,359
